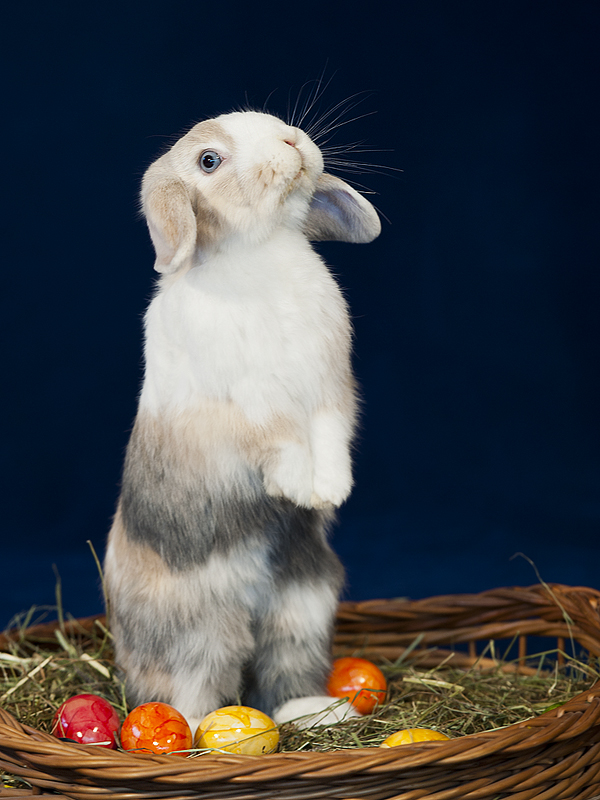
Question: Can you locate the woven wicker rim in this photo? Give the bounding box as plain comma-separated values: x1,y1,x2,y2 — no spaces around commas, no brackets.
1,583,600,800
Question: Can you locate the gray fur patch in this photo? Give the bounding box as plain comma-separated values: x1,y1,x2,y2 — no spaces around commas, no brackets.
113,412,345,718
242,621,335,716
120,416,344,585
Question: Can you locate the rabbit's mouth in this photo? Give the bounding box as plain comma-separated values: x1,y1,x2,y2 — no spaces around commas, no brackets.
292,142,317,181
280,171,305,203
289,165,316,199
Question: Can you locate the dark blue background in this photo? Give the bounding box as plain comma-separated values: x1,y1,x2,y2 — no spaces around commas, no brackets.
2,1,599,628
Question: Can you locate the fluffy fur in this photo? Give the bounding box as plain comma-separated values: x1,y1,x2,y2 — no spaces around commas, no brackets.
104,110,380,731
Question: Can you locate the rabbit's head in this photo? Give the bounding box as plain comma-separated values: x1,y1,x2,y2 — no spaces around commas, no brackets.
141,111,381,274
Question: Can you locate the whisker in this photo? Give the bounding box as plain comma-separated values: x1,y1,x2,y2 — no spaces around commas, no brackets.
288,75,398,193
297,70,337,128
324,155,400,167
289,65,332,128
304,101,361,140
318,175,393,225
304,93,371,140
305,90,368,127
312,109,379,141
320,140,368,152
332,177,379,194
321,144,394,156
324,156,403,177
289,78,315,127
372,203,392,226
262,88,279,114
326,166,402,177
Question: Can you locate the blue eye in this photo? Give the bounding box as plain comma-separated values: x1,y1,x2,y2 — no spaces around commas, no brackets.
199,150,222,173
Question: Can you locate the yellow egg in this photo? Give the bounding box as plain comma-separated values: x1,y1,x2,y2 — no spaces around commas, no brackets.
194,706,279,755
380,728,450,747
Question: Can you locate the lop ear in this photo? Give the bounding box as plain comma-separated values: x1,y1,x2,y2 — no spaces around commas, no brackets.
140,165,199,274
304,173,381,243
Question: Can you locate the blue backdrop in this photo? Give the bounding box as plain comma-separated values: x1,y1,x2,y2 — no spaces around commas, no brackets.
2,1,599,628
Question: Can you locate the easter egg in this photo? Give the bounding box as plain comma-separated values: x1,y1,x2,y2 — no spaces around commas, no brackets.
327,657,387,714
381,728,450,747
194,705,279,754
120,702,193,756
51,693,120,749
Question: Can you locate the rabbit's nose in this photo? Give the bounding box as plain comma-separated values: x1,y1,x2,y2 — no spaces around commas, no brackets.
282,127,299,147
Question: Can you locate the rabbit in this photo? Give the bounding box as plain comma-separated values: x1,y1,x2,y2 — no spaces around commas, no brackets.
103,110,381,734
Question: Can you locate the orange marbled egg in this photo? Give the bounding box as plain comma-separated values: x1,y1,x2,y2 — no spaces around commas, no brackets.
120,701,192,756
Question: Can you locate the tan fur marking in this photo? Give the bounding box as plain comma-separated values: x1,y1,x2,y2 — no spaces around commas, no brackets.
116,651,175,705
185,119,237,152
106,507,178,600
131,401,309,476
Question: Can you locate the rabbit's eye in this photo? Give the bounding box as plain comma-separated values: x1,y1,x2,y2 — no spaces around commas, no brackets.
199,150,222,173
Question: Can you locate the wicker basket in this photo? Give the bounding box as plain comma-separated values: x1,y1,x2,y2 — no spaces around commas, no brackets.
1,583,600,800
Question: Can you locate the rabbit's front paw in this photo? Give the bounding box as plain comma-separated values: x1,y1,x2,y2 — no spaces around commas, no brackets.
309,410,354,508
310,468,352,509
264,442,314,508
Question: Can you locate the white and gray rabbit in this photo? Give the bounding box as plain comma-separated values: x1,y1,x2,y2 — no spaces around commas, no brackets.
104,109,380,732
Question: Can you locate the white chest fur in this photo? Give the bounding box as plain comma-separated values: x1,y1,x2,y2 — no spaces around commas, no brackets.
140,229,351,425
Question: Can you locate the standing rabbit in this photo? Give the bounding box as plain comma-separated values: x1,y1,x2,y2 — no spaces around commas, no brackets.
104,110,380,732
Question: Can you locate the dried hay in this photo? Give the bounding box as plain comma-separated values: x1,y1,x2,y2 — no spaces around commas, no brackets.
1,604,597,783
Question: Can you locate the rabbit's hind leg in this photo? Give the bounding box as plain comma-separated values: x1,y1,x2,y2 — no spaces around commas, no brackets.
113,588,254,727
113,595,255,735
105,519,257,732
243,576,342,717
165,610,255,735
241,503,344,717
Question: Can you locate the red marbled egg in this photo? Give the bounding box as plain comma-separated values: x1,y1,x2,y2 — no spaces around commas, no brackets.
51,694,120,749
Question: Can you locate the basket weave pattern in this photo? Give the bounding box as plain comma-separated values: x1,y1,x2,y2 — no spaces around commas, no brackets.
1,583,600,800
